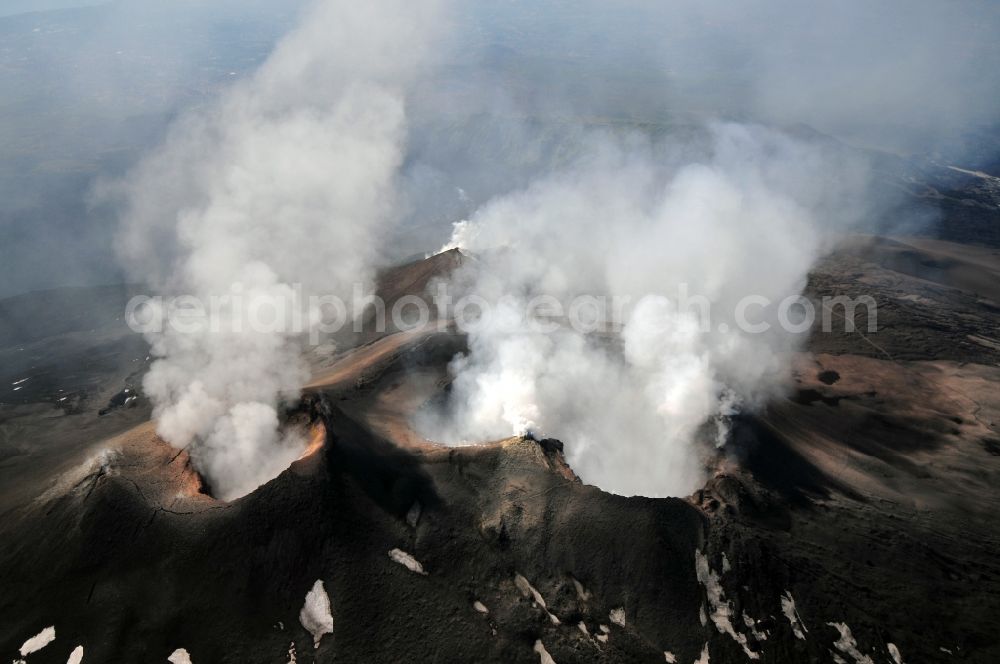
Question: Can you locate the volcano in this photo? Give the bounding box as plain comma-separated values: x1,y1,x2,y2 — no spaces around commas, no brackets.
0,236,998,663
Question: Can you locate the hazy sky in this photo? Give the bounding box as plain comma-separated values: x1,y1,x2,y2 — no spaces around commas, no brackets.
0,0,108,18
9,0,996,497
1,0,998,297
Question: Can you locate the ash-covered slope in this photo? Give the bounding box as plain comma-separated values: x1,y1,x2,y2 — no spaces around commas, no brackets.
0,399,709,663
1,239,999,663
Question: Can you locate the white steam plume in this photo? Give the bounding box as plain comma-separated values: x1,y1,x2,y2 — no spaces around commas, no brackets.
110,0,448,500
420,124,872,497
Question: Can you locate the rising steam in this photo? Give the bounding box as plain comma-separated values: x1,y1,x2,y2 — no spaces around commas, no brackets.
105,0,988,500
111,0,447,499
419,125,873,497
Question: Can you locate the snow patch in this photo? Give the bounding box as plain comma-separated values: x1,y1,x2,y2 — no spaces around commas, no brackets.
694,643,710,664
67,646,84,664
299,580,333,648
742,611,768,641
888,643,903,664
695,550,758,659
609,607,626,627
826,622,874,664
514,573,560,624
473,600,489,614
533,639,556,664
167,649,192,664
19,626,56,656
780,591,808,640
664,651,677,663
389,548,427,574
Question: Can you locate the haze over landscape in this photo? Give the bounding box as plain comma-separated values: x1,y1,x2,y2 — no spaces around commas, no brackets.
1,1,999,663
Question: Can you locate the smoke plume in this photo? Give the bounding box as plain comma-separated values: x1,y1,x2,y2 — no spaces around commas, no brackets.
420,125,874,497
102,0,995,501
111,0,447,499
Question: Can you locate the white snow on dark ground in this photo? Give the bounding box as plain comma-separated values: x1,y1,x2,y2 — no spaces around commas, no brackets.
742,611,768,641
827,622,874,664
514,573,559,624
299,580,333,648
695,550,758,659
67,645,84,664
780,591,808,640
167,648,193,664
19,626,55,656
533,639,556,664
388,548,426,575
